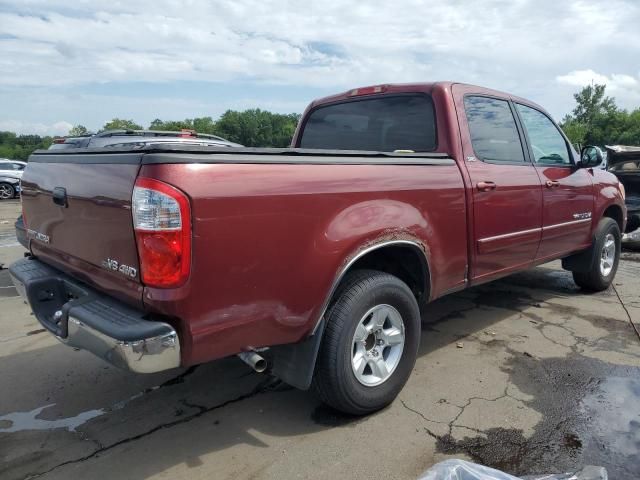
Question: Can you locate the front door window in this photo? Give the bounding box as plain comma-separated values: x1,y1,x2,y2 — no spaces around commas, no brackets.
515,104,571,166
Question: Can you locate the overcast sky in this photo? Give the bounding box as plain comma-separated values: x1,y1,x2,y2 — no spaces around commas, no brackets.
1,0,639,136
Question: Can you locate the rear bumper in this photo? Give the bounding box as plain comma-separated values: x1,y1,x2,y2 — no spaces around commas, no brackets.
9,257,181,373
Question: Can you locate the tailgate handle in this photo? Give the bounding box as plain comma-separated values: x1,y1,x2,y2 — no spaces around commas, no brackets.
52,187,68,207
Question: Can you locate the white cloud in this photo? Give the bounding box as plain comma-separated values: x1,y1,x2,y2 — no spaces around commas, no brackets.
556,69,640,105
0,120,72,136
557,70,612,87
1,0,639,131
557,70,639,90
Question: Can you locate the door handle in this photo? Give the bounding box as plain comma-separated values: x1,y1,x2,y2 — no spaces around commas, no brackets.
545,180,560,188
476,181,497,192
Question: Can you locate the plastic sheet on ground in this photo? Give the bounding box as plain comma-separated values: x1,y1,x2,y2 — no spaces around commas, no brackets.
418,459,607,480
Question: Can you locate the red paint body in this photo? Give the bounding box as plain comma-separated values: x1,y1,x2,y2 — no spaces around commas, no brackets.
20,82,626,368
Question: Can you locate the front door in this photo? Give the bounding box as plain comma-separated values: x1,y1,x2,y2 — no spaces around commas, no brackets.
513,103,594,259
453,88,543,282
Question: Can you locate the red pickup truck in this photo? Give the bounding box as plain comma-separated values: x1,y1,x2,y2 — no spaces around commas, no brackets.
10,82,626,415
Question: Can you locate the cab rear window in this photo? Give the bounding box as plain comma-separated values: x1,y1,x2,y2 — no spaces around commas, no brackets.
298,94,437,152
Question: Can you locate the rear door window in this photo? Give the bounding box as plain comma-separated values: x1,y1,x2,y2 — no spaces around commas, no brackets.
464,96,526,163
299,95,437,152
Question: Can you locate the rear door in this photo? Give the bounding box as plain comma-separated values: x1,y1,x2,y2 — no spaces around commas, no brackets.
20,152,144,305
453,86,543,281
513,103,594,259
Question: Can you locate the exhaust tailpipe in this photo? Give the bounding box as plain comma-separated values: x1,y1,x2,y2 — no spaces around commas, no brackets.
237,351,267,373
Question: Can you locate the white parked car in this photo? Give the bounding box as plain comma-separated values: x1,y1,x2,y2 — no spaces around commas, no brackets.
0,159,26,199
0,159,26,177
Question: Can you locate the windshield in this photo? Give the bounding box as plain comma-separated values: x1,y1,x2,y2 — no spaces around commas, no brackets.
299,94,437,152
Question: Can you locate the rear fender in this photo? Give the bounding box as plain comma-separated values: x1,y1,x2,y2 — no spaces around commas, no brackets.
271,237,430,390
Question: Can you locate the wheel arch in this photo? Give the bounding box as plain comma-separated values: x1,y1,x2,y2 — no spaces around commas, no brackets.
315,240,431,332
269,239,431,391
602,204,625,233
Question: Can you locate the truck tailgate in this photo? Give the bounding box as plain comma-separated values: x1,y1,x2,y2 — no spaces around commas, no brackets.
20,152,144,306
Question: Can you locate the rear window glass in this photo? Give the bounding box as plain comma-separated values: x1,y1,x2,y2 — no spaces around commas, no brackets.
299,95,437,152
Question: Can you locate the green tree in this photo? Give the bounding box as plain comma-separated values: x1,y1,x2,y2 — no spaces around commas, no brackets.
149,118,165,130
149,118,192,131
560,117,587,146
616,109,640,145
214,109,300,147
0,132,52,160
571,83,617,126
68,124,89,136
102,118,143,131
149,117,218,135
559,83,639,147
192,117,217,135
0,108,303,161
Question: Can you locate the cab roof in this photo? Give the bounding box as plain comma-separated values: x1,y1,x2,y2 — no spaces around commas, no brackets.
308,81,545,113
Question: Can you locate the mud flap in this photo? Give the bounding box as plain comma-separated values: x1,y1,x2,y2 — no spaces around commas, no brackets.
268,319,325,390
562,240,596,273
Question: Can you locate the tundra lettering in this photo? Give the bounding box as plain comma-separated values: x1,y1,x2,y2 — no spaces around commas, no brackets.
10,82,626,415
26,228,50,244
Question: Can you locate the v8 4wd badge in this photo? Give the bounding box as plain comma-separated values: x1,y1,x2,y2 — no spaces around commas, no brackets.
102,258,137,278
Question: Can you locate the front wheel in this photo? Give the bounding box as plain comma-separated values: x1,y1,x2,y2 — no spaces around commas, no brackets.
573,217,621,291
312,270,421,415
0,182,15,200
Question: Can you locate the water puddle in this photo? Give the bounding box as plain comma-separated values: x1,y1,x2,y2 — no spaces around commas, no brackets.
436,353,640,479
0,362,201,435
0,386,162,433
0,404,104,433
581,377,640,459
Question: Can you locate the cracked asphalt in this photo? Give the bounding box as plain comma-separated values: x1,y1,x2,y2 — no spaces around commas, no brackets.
1,199,639,480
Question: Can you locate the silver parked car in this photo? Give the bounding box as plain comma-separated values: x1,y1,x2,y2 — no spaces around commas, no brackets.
0,159,26,200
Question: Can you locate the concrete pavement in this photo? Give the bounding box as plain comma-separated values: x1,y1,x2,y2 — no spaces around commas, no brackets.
1,199,638,479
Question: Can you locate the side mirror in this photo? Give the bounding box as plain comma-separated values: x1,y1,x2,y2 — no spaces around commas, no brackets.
579,145,603,168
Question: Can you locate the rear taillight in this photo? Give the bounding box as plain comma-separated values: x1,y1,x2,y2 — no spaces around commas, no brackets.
132,177,191,288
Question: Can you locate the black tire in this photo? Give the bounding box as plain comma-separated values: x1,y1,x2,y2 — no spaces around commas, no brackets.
0,182,15,200
572,217,621,291
312,269,421,415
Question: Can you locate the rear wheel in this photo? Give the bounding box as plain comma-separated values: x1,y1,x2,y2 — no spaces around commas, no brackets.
573,218,621,291
312,270,421,415
0,183,15,200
